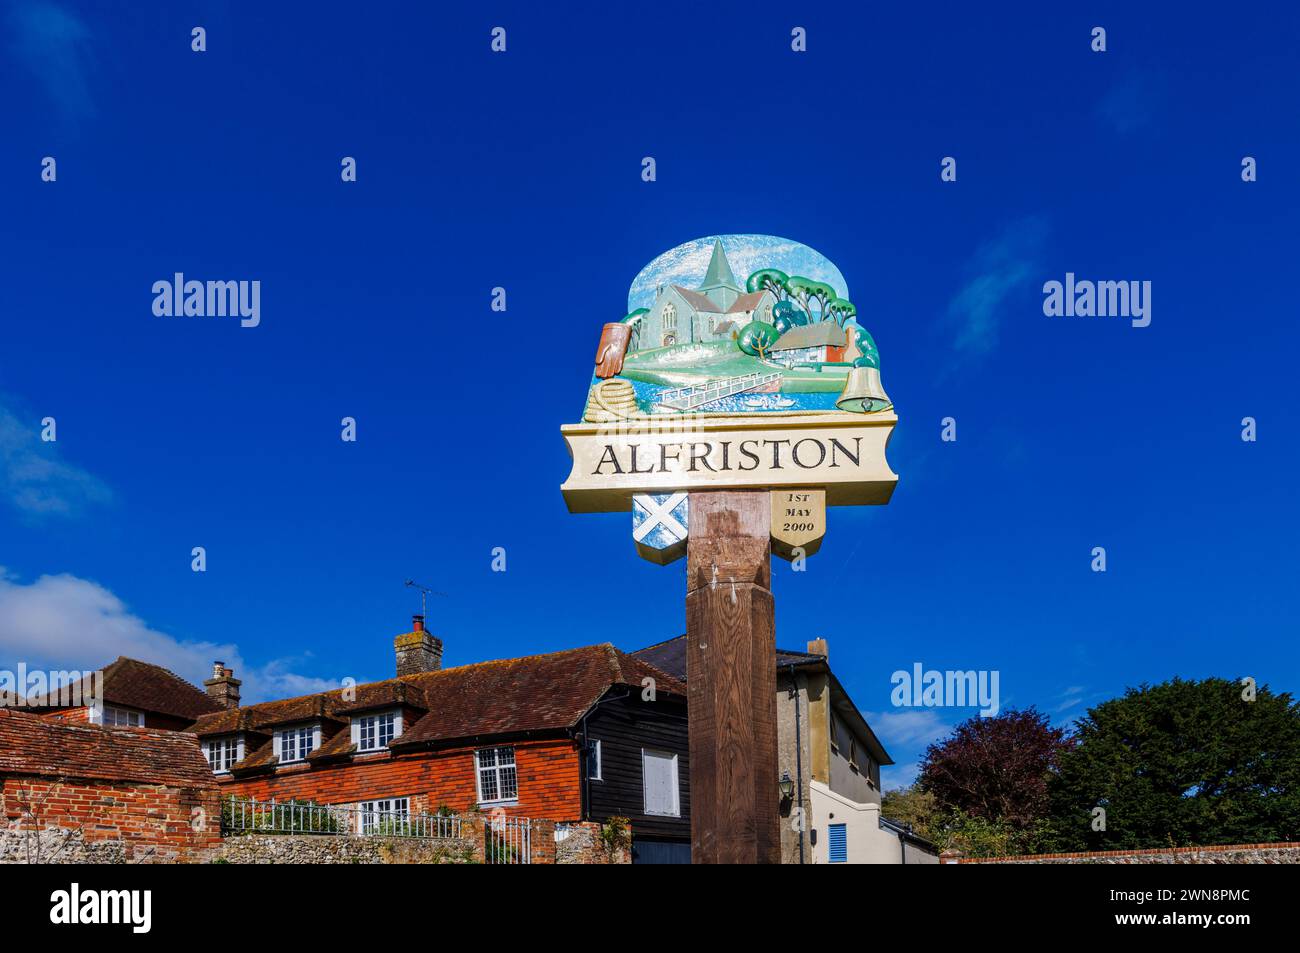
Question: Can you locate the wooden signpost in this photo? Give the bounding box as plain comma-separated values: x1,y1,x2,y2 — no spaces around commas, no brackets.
561,235,897,863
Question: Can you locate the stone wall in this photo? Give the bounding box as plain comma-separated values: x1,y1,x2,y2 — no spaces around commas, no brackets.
211,833,480,864
950,842,1300,864
555,821,631,864
0,825,126,864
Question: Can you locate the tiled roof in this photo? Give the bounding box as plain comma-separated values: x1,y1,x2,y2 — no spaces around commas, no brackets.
186,707,267,738
395,644,683,747
333,681,428,716
189,644,686,759
727,290,768,314
671,286,725,315
0,708,216,788
21,657,222,722
772,322,847,350
250,695,341,730
306,729,356,764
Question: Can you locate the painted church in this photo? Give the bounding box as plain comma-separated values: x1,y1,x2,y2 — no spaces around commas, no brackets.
635,239,777,351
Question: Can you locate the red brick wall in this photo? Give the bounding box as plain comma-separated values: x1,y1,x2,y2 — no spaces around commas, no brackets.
2,777,221,862
218,739,583,820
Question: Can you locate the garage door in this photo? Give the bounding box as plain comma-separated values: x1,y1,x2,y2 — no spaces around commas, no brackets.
632,838,691,864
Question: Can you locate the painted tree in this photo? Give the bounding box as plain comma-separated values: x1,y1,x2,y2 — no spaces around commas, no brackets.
825,297,857,326
785,276,837,321
918,707,1071,831
1041,678,1300,852
737,319,780,360
771,299,805,335
746,268,789,300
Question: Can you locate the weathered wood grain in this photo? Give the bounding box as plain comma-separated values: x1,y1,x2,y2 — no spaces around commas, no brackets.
686,490,780,863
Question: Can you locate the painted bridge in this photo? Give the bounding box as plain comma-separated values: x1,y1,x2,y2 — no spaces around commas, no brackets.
654,371,782,412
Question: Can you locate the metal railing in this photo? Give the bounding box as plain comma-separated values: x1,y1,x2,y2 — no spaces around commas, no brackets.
484,815,532,864
221,797,462,840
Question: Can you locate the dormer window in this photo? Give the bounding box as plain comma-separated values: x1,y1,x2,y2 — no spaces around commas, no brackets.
101,705,143,727
276,724,319,764
351,710,401,752
205,735,244,774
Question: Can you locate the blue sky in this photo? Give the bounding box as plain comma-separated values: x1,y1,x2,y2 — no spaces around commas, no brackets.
1,1,1296,788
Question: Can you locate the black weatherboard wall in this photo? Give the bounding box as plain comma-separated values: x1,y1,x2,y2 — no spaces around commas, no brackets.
581,688,690,844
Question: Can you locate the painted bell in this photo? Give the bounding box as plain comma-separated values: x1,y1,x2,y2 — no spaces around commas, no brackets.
835,366,892,413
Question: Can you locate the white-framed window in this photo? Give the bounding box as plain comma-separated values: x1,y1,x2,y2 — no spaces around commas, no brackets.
102,706,143,727
662,303,677,330
475,746,518,804
276,724,319,764
357,797,409,835
642,748,680,817
351,710,400,752
205,735,242,773
586,740,602,781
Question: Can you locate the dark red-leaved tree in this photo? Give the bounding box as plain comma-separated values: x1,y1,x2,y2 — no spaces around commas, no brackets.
918,707,1072,829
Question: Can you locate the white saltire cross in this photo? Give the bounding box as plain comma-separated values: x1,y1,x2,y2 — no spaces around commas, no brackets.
632,491,688,543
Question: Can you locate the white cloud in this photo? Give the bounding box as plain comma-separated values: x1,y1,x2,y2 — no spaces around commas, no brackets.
866,708,954,748
1054,684,1088,714
0,400,111,517
881,762,921,792
942,217,1048,367
0,571,335,703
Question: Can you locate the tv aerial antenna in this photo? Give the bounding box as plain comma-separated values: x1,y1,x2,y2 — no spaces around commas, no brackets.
404,579,446,619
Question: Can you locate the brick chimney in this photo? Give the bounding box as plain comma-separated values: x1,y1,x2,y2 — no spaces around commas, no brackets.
395,615,443,676
807,638,828,658
203,661,242,709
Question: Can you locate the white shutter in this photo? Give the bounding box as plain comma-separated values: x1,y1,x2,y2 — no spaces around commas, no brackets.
642,749,679,816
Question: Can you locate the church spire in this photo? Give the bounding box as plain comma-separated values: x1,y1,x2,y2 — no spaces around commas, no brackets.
698,237,740,294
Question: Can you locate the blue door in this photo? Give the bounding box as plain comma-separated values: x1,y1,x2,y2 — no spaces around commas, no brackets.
632,838,691,864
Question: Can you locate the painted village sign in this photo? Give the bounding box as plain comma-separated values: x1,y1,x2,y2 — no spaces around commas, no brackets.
560,234,898,560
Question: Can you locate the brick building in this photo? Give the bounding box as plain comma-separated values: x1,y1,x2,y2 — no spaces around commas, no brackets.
186,617,691,857
21,655,224,730
0,708,220,862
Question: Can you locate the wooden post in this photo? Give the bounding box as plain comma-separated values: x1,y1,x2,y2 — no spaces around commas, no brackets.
685,490,780,864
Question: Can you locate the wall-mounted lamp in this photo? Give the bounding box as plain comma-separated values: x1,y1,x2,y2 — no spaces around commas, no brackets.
778,771,794,801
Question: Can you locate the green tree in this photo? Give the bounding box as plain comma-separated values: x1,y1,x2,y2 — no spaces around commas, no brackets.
746,268,789,299
845,322,880,368
825,297,857,326
1042,678,1300,851
785,276,837,321
737,319,780,360
882,786,1040,858
882,786,940,840
771,299,804,335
